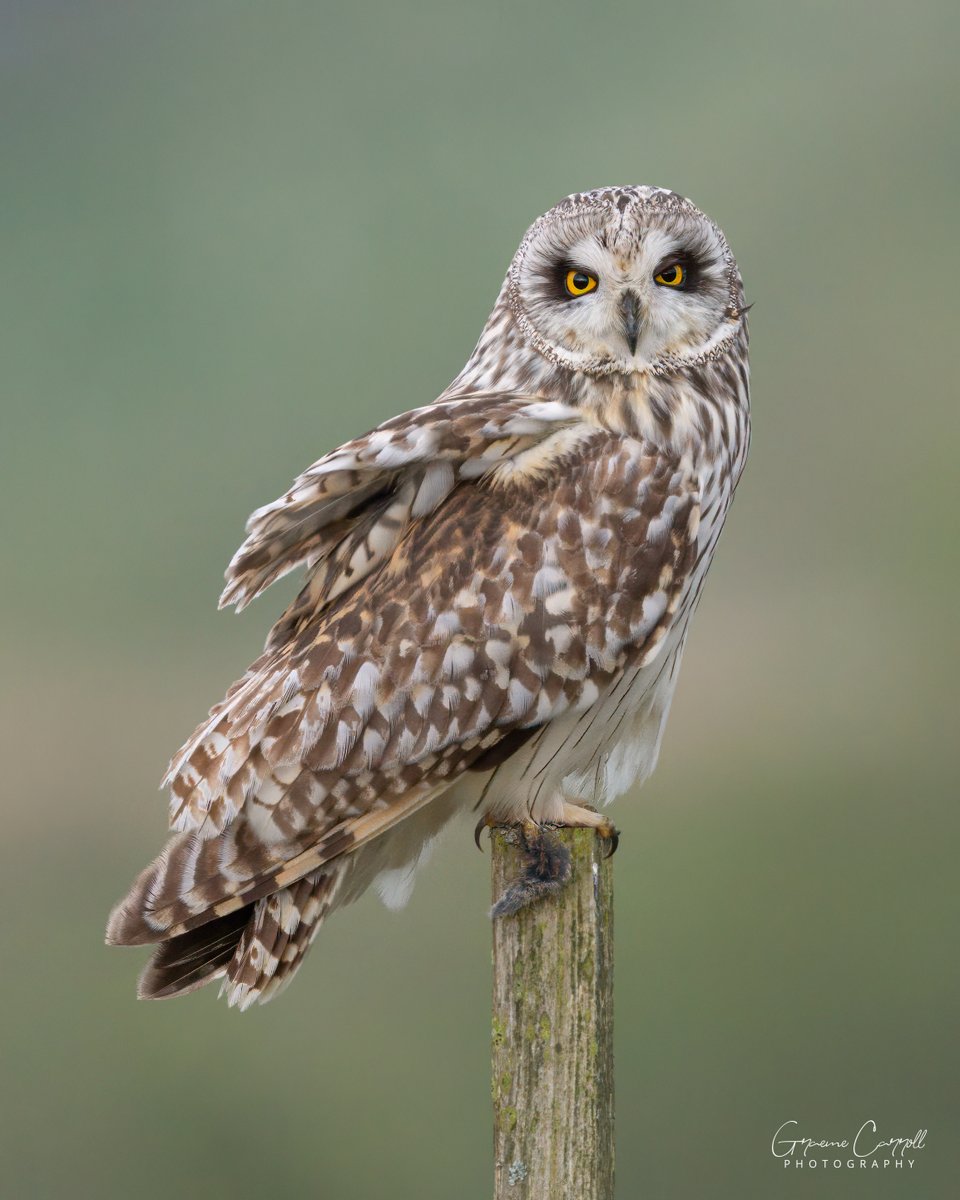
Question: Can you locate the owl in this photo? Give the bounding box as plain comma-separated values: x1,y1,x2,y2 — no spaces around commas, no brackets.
107,186,750,1009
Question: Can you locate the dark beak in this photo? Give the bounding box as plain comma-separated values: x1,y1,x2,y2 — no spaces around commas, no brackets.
620,290,642,356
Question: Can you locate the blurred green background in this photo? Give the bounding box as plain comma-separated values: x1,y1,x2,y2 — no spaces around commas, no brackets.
2,2,957,1197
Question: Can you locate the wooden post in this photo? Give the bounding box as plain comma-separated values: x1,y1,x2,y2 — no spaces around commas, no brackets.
491,826,614,1199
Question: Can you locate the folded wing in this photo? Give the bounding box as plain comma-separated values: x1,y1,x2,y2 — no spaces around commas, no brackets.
109,400,698,959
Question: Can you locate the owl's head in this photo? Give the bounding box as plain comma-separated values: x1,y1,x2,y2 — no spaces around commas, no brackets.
507,186,746,377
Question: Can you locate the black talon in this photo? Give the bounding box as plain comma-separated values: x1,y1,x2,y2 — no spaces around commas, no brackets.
605,827,621,858
473,814,489,852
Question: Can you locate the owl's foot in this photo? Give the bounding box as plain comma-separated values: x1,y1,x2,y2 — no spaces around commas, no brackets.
558,801,621,858
490,819,572,918
477,805,619,855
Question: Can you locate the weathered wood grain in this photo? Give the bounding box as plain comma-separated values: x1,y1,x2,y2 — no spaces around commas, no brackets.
491,826,614,1199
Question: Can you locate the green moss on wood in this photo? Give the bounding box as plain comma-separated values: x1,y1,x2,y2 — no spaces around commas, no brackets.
491,825,614,1198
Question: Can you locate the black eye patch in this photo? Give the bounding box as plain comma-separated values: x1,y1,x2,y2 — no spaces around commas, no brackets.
653,251,702,290
543,260,597,302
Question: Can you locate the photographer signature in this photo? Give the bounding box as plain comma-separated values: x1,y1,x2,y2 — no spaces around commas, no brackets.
771,1120,926,1169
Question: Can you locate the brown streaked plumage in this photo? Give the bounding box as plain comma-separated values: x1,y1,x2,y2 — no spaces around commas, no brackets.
107,186,750,1008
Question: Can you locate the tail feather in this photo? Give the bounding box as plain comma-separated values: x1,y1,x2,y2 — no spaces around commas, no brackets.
136,869,342,1007
106,779,448,949
108,788,464,1007
136,906,253,1000
104,821,307,947
220,868,345,1010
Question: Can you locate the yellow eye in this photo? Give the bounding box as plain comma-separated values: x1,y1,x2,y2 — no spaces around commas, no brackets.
564,269,598,297
654,263,685,287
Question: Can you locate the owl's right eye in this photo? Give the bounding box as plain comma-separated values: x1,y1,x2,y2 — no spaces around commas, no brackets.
564,269,599,297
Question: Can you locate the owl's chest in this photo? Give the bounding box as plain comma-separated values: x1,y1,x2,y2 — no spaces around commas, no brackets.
556,445,745,805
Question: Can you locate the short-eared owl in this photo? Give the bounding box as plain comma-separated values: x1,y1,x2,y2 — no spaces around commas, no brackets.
108,186,750,1008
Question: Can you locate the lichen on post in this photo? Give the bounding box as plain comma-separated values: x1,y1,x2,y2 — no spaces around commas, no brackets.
491,825,614,1199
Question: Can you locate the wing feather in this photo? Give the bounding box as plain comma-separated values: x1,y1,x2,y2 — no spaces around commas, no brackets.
113,413,698,950
219,393,580,615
